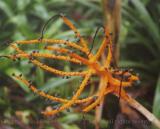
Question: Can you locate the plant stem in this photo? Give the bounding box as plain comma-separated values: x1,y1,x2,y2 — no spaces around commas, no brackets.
126,96,160,129
101,0,121,65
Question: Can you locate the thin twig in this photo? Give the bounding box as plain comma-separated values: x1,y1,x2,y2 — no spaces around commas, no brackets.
125,96,160,129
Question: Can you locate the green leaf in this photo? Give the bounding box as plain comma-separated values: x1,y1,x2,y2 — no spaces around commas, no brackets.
45,19,63,38
33,4,49,20
5,68,30,93
60,113,108,128
153,74,160,119
76,0,101,11
26,76,79,101
119,60,151,71
0,1,13,18
17,0,31,11
35,67,44,87
62,124,80,129
131,0,160,49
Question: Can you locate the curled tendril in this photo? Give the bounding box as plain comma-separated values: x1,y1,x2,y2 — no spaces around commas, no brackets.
88,26,105,56
39,13,66,40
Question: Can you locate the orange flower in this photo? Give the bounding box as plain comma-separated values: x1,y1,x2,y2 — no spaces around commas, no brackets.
5,15,139,116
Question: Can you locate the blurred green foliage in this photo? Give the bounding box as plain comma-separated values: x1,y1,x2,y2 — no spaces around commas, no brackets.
0,0,159,129
121,0,160,121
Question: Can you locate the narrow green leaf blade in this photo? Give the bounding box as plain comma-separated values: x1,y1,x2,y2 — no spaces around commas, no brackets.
153,74,160,118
